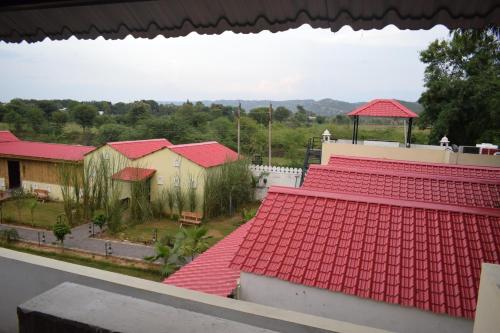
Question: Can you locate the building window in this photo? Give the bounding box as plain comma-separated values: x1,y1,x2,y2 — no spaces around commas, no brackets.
173,176,180,187
173,158,181,167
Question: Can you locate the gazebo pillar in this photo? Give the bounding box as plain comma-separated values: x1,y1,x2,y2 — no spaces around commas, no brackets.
351,116,359,144
406,118,413,148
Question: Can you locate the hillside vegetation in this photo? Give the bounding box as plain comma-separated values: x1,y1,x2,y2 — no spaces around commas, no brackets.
0,99,429,167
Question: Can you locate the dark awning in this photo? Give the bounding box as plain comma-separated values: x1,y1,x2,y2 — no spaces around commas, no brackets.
1,1,499,43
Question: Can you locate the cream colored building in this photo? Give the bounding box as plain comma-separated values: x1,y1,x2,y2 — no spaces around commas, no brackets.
321,140,500,168
85,139,238,214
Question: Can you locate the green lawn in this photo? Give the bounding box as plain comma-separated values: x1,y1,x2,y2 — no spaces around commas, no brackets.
1,198,65,229
105,215,244,247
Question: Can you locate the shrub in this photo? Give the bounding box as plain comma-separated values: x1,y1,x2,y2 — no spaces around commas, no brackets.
92,213,107,232
52,221,71,246
203,158,253,218
0,228,20,244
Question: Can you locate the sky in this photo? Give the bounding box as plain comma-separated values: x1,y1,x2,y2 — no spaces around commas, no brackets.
0,25,450,103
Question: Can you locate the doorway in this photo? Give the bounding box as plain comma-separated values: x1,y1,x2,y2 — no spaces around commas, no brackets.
7,160,21,189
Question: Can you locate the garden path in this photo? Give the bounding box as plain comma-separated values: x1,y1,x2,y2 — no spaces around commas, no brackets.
0,223,155,260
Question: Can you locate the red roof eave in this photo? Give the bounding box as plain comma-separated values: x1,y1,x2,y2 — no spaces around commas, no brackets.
347,99,418,118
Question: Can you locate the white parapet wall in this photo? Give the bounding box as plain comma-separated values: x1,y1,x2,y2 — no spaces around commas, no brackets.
249,165,302,200
473,263,500,333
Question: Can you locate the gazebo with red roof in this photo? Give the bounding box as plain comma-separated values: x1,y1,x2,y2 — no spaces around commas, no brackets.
347,99,418,148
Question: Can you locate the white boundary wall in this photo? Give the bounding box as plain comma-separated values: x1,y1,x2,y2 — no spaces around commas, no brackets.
239,272,473,333
249,165,302,200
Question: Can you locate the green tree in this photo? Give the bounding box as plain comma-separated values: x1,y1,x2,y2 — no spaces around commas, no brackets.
35,100,59,117
26,106,46,132
249,107,270,125
4,110,23,132
274,106,291,122
73,104,98,134
97,123,131,144
127,102,151,125
419,29,500,145
51,110,68,135
53,221,71,246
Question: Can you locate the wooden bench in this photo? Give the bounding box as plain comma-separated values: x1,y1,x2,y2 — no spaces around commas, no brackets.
179,211,202,225
33,189,49,202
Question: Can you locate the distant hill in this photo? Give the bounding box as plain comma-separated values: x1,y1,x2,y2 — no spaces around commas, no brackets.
160,99,422,116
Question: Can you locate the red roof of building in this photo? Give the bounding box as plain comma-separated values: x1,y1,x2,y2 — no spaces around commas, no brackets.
163,220,253,297
303,165,500,209
231,187,500,319
170,141,238,168
111,167,156,182
0,131,20,142
0,140,95,161
108,138,172,160
347,99,418,118
328,155,500,181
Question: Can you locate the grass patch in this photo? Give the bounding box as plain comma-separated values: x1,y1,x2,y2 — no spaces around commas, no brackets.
1,198,65,229
104,202,260,247
1,242,163,282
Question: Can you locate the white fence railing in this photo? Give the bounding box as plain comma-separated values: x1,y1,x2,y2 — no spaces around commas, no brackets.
249,165,302,200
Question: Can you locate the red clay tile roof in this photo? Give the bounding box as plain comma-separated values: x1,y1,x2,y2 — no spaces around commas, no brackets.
328,155,500,181
0,131,20,142
108,138,172,160
0,141,94,161
111,167,156,182
303,165,500,209
347,99,418,118
231,187,500,319
163,220,253,297
170,141,238,168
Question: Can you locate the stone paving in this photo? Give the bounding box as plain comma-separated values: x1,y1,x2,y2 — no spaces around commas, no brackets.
0,222,155,260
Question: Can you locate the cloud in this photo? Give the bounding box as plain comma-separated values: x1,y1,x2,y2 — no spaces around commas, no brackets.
0,25,450,103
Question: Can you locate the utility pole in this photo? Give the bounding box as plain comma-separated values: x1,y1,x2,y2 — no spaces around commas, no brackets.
268,103,272,166
237,102,241,158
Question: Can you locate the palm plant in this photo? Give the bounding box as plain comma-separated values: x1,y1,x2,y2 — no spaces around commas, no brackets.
144,241,180,277
175,226,211,261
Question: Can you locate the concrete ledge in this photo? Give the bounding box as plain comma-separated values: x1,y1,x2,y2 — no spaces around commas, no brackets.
0,248,392,333
18,282,275,333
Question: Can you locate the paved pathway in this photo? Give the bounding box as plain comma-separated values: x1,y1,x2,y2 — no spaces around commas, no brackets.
0,223,155,260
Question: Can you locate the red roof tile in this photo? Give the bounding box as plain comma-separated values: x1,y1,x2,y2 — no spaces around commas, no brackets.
328,155,500,181
108,139,172,160
303,165,500,209
347,99,418,118
0,131,20,142
231,187,500,319
170,141,238,168
111,167,156,182
163,220,252,296
0,141,94,161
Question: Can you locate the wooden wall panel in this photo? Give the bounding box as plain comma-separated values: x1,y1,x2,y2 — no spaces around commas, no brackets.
21,160,60,184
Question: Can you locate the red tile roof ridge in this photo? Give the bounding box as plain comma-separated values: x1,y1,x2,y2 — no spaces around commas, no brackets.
347,99,418,118
329,154,500,171
308,164,500,185
108,138,171,145
0,140,95,161
170,141,218,148
271,186,500,217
